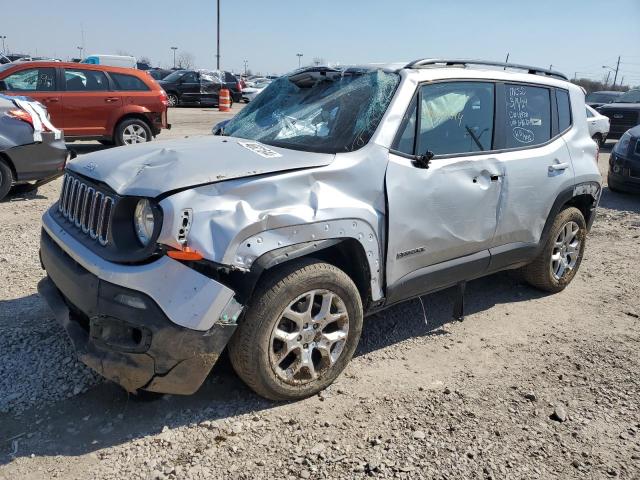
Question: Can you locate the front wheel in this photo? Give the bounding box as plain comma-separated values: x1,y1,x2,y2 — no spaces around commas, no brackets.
228,259,363,401
592,133,603,147
520,207,586,292
115,118,152,146
167,93,178,107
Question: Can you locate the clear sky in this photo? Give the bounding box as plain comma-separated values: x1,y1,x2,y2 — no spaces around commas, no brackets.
3,0,640,85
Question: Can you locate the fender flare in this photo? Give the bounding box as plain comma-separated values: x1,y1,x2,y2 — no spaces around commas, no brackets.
232,219,384,301
540,181,601,245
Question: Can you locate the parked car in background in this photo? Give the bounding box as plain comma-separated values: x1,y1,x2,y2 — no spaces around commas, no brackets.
148,69,173,81
241,78,271,102
38,60,600,401
597,88,640,139
158,69,242,107
0,61,169,145
82,54,137,69
586,90,623,108
5,53,30,62
0,94,69,200
608,125,640,194
586,105,610,146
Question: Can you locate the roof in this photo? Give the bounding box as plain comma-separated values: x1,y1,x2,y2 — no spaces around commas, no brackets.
0,61,145,75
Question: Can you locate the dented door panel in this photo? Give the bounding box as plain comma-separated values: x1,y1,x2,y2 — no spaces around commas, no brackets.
385,152,505,287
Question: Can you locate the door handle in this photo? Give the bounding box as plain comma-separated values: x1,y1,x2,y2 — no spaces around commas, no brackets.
105,97,119,103
44,97,59,103
548,162,570,172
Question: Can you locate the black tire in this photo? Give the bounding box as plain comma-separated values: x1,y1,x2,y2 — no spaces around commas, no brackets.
520,207,586,293
114,118,153,146
228,259,363,401
0,160,13,202
592,133,603,147
607,175,624,194
167,93,179,107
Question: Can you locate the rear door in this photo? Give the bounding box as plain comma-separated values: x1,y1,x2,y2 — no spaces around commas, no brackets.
491,83,575,250
0,66,63,125
60,67,118,137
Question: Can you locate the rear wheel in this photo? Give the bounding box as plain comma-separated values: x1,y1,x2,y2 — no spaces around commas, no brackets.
115,118,152,146
167,93,179,107
228,259,363,401
520,207,586,292
0,160,13,201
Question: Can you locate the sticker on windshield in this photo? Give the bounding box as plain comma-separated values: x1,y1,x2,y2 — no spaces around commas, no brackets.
237,141,282,158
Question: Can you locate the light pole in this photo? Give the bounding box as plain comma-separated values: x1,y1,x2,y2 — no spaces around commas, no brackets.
77,46,83,59
0,36,6,53
603,57,621,87
216,0,221,69
296,53,303,68
243,59,248,76
171,46,178,69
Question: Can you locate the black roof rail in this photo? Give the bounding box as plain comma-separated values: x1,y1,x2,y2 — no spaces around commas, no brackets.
405,58,568,81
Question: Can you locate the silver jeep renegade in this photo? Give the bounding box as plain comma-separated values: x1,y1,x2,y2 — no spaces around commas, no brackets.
39,59,601,400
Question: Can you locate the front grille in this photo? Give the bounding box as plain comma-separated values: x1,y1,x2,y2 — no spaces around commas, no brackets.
58,173,114,246
603,109,639,127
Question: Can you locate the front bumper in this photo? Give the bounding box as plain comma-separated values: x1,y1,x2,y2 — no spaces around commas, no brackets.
39,213,243,395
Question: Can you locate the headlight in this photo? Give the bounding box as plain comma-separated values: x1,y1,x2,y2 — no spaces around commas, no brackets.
134,199,155,246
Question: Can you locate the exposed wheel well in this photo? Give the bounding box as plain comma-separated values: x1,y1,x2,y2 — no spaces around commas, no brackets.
115,113,153,135
215,238,374,310
565,193,597,227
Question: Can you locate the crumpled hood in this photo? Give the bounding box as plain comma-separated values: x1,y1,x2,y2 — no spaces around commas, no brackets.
67,135,334,197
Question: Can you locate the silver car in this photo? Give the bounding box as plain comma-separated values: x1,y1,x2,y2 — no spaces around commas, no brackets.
38,59,601,400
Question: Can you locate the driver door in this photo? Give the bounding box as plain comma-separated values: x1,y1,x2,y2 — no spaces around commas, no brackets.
385,81,504,302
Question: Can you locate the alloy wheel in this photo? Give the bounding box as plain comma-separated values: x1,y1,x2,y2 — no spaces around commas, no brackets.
122,124,148,144
550,221,581,280
269,289,349,385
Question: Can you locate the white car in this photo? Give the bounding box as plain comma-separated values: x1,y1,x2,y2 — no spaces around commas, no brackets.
242,79,271,102
586,105,610,146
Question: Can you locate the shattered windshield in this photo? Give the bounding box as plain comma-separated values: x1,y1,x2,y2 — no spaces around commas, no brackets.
222,68,400,153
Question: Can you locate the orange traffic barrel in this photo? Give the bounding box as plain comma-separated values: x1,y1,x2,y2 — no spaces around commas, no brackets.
219,88,231,112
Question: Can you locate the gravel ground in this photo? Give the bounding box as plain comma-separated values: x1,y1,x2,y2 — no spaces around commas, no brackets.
0,111,639,479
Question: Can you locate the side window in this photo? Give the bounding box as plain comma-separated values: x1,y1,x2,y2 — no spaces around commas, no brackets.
224,72,237,83
585,107,594,118
64,69,109,91
392,96,417,155
556,89,571,132
182,72,199,83
110,73,150,91
418,81,495,155
2,68,56,91
505,84,551,148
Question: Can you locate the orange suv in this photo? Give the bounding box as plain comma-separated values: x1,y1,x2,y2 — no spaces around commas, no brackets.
0,62,170,146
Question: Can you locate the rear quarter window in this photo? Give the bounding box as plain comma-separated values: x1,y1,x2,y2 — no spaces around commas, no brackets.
505,84,551,148
110,73,150,91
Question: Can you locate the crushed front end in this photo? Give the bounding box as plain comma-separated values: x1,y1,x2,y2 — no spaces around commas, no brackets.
38,171,243,395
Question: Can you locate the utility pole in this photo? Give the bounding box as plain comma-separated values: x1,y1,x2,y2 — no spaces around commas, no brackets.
77,46,83,59
549,64,553,71
503,53,509,69
243,60,248,75
604,71,611,86
171,47,178,68
612,56,621,87
216,0,221,69
0,36,6,53
296,53,303,68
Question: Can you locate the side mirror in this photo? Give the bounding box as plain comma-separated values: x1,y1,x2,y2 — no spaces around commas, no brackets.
413,150,434,169
0,80,7,91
